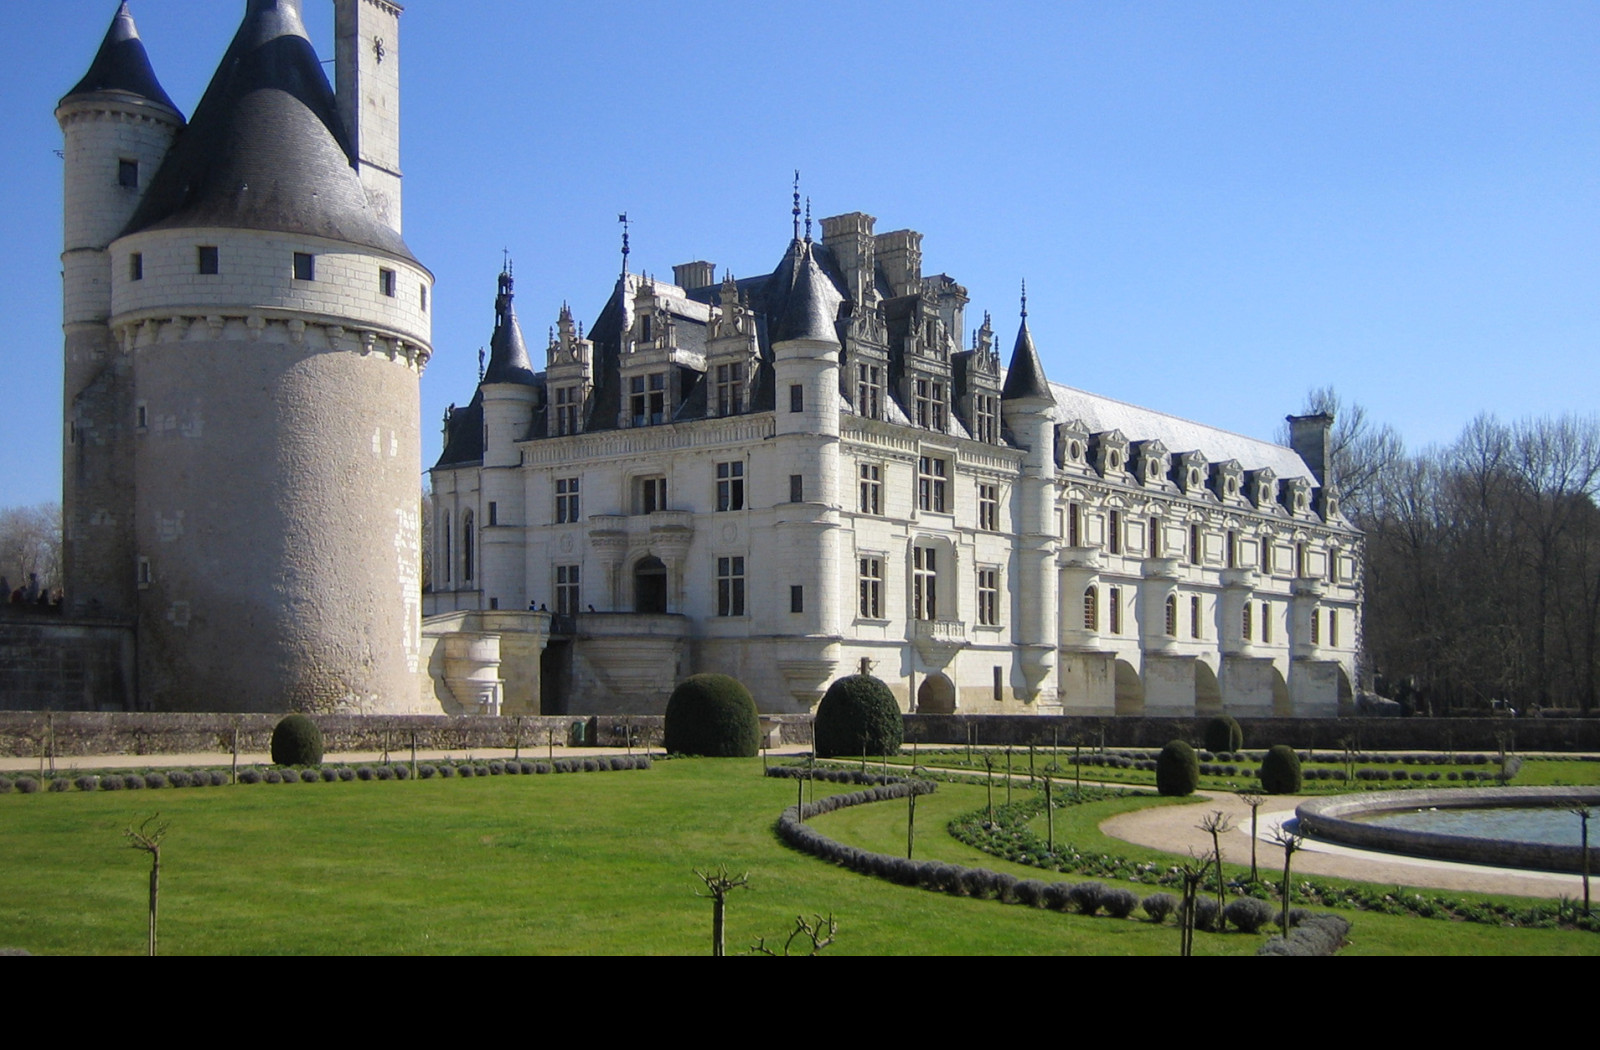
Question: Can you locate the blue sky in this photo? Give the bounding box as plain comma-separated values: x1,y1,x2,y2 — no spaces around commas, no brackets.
3,1,1595,507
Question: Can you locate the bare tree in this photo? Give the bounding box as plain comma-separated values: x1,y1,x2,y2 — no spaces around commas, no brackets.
750,913,838,956
1237,791,1265,882
694,866,749,957
1268,826,1305,933
1197,810,1233,912
0,503,62,596
124,815,170,957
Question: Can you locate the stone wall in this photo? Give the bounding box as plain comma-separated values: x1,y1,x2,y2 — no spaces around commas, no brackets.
0,617,135,712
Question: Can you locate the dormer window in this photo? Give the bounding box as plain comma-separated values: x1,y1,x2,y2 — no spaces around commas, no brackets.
630,373,666,426
714,362,745,416
856,364,882,419
973,393,999,444
914,378,946,430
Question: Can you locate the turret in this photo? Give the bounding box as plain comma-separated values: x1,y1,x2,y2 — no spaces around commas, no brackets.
57,3,184,619
476,266,538,609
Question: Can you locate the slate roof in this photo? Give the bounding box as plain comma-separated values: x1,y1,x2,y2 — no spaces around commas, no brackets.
121,0,417,262
61,3,180,114
768,240,845,344
1001,318,1052,401
481,271,538,386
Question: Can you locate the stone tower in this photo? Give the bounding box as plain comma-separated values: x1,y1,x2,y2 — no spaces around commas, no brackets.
60,0,433,713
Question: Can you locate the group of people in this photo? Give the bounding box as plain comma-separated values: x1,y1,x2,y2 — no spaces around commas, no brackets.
2,574,60,609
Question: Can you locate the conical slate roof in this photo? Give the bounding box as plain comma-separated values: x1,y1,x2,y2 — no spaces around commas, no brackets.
481,269,537,386
767,240,843,345
1002,317,1052,401
61,3,180,113
122,0,415,261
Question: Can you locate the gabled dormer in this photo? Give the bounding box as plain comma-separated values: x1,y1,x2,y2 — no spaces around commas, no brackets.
1211,459,1245,503
896,287,953,433
1318,481,1343,522
1246,467,1279,511
1175,450,1209,498
703,273,759,418
546,303,594,437
954,311,1002,444
1280,476,1313,517
1092,429,1130,480
1056,418,1091,470
616,278,704,428
1132,439,1171,488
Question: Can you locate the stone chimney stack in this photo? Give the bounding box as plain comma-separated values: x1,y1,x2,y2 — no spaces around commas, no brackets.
1287,412,1334,486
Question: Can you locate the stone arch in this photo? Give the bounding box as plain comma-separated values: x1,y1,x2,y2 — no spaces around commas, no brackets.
916,672,956,714
1271,664,1292,716
633,555,667,614
1195,660,1222,715
1113,658,1144,715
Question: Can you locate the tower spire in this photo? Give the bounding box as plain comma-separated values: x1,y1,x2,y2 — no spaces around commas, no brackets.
1020,279,1028,320
792,170,801,242
618,212,630,279
805,196,812,243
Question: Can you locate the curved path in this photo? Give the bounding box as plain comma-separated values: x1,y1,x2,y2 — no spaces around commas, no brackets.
1100,787,1587,899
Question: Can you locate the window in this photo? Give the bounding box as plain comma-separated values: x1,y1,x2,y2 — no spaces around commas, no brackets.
556,565,580,616
1310,608,1321,645
714,362,744,416
973,394,999,444
555,477,580,523
912,546,938,620
197,246,219,275
489,598,499,610
1164,594,1178,637
715,461,744,512
630,372,666,426
856,364,881,419
1083,586,1098,631
1242,602,1252,641
1149,516,1162,557
129,253,143,281
293,252,315,282
137,556,151,589
461,511,475,582
1295,543,1307,578
1227,530,1238,569
1067,503,1082,547
440,517,451,584
1108,510,1123,554
136,403,148,429
789,384,804,413
977,567,1000,626
1191,595,1202,639
993,666,1004,702
379,267,397,297
914,378,946,430
978,484,1000,531
858,463,882,515
1108,586,1122,634
917,455,948,513
420,285,428,312
790,585,804,614
1261,602,1272,643
554,385,581,435
118,158,138,188
1190,524,1202,566
858,557,883,619
717,556,746,617
1261,538,1273,575
635,475,666,514
1330,610,1340,648
487,501,498,527
789,474,804,503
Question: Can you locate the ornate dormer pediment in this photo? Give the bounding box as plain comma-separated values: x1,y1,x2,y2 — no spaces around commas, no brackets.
1056,418,1091,469
1133,439,1170,487
1280,476,1313,517
1093,429,1130,479
1246,467,1279,511
1175,450,1209,497
1211,459,1244,502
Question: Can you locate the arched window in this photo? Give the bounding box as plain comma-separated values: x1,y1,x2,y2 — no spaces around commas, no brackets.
1164,594,1178,637
462,511,475,582
440,516,452,584
1242,602,1253,641
1083,586,1098,631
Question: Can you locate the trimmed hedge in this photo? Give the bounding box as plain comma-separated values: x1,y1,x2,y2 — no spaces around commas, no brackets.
1156,740,1200,796
1203,715,1244,754
1261,744,1303,794
663,673,761,757
814,674,903,759
270,714,324,767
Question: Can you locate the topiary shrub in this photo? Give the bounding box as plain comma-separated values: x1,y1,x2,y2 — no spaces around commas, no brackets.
270,714,323,767
1102,888,1140,919
14,777,40,794
75,775,99,792
1203,715,1244,754
48,778,71,793
814,674,903,759
1156,740,1200,796
663,673,761,757
1225,896,1276,933
1260,744,1303,794
238,769,262,785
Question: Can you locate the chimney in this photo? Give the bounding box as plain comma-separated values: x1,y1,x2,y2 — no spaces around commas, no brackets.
820,211,876,306
1287,412,1334,486
672,261,715,291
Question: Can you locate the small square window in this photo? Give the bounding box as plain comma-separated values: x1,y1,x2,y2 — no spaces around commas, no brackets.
790,585,804,613
293,252,315,281
129,253,143,281
789,474,803,503
789,384,804,413
197,246,219,275
380,268,397,297
118,159,138,189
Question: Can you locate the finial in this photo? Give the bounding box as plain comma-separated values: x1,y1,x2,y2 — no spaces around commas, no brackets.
804,196,813,243
792,170,802,241
502,247,510,274
618,213,630,278
1020,280,1028,320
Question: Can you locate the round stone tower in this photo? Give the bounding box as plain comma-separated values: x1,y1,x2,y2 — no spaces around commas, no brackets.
73,0,433,713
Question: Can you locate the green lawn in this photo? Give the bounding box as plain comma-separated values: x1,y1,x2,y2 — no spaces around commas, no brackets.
1,760,1594,955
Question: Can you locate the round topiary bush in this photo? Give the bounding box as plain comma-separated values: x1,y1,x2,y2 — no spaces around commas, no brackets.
1260,744,1303,794
270,714,323,767
1203,715,1244,754
663,673,761,757
813,674,903,759
1155,740,1200,796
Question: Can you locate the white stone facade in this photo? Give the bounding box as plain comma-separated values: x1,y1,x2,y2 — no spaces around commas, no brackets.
428,214,1363,719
